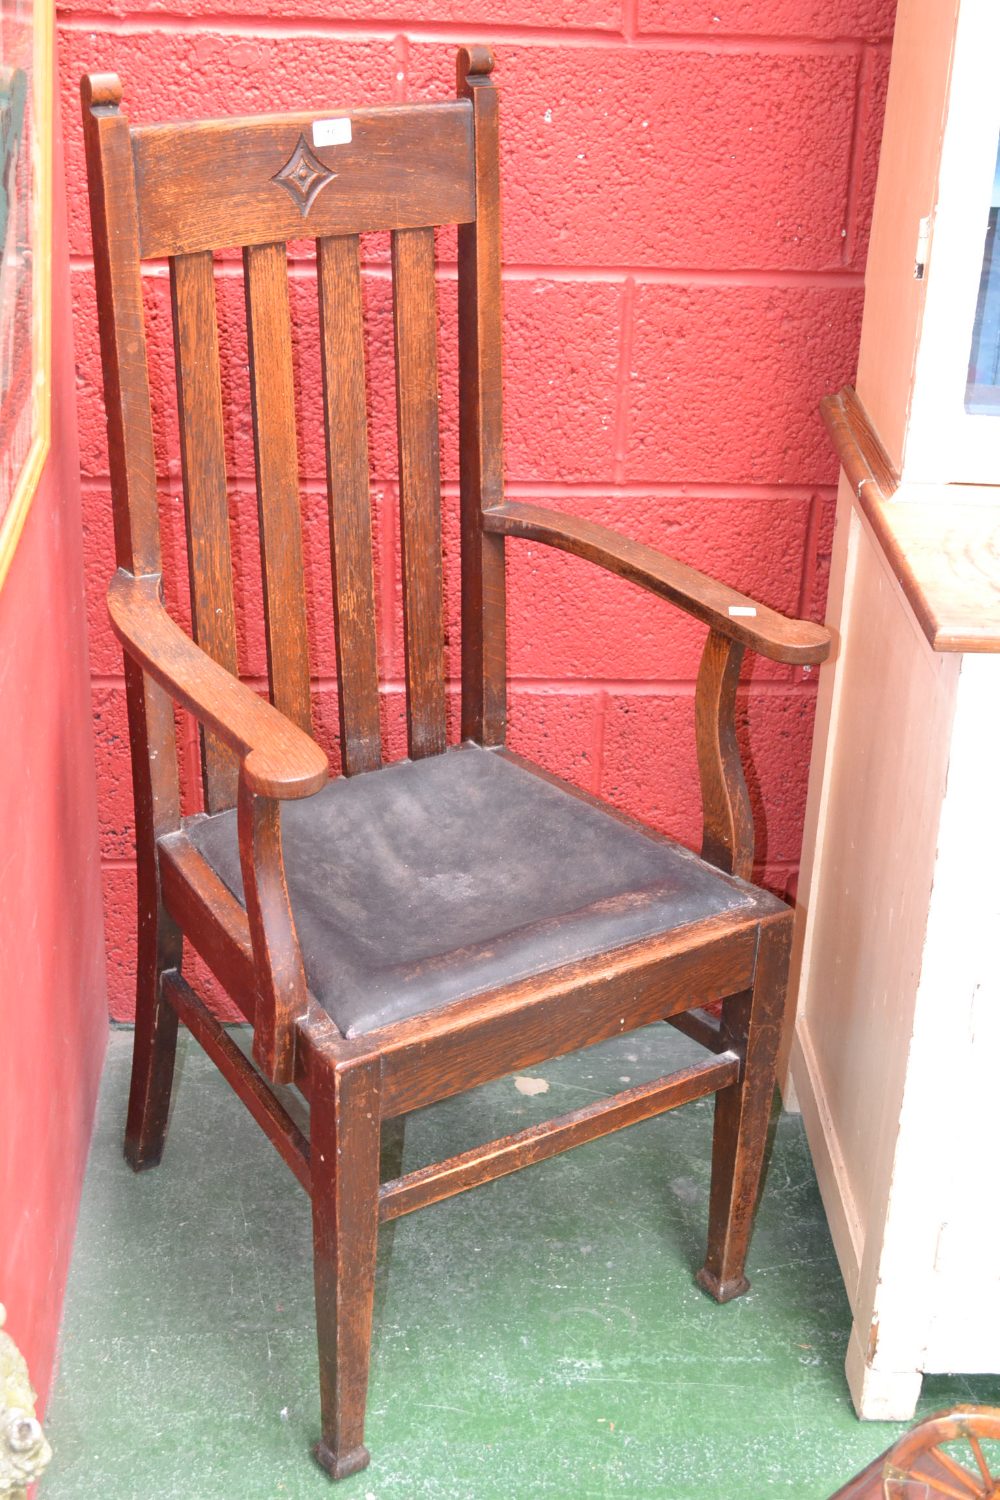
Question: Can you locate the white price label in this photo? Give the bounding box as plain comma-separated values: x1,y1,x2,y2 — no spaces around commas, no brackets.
312,117,352,148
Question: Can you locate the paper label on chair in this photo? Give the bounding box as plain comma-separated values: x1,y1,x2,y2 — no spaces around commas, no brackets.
728,606,757,616
312,117,352,148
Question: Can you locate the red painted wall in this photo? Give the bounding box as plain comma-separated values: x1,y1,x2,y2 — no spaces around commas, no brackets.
0,134,107,1403
58,2,895,1019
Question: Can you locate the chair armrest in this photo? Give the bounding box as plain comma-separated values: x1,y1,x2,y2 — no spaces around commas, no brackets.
483,502,831,666
107,569,329,800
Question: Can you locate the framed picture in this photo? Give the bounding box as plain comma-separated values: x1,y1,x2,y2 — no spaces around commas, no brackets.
0,0,51,589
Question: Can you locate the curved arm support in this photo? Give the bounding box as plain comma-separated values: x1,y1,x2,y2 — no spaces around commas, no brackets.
695,630,754,882
108,569,329,799
483,502,831,666
238,774,310,1083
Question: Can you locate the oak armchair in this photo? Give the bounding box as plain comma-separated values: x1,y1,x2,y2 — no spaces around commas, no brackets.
83,49,831,1481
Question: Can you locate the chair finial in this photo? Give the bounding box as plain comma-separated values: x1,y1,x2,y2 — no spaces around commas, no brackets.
81,72,123,112
457,45,496,95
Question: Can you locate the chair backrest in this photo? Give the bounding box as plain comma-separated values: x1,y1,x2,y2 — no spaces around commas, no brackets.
82,46,506,816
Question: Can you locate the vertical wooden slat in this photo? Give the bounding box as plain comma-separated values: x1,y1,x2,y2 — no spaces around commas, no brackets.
317,235,382,775
457,46,507,746
391,226,447,760
243,241,312,735
171,250,240,810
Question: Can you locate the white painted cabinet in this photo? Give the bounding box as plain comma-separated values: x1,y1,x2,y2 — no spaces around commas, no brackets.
784,0,1000,1421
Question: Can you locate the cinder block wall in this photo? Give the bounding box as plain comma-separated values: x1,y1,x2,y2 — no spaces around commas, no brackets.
59,2,894,1019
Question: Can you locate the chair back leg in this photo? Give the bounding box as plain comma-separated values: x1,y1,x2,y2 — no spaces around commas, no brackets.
696,917,792,1302
124,856,183,1171
310,1050,382,1481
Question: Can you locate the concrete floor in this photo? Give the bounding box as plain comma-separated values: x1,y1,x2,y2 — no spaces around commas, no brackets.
41,1028,997,1499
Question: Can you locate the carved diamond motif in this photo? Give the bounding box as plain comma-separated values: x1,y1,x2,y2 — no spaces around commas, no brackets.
272,135,336,216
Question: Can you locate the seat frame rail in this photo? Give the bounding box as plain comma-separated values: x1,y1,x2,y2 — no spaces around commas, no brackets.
162,970,739,1221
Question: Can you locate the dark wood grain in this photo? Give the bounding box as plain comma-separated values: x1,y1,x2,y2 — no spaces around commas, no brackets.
238,774,310,1084
82,73,185,1174
696,630,754,882
107,570,328,799
163,970,311,1190
81,73,160,576
133,103,476,259
379,1053,738,1222
170,249,240,811
667,1006,726,1053
308,1043,382,1481
484,500,832,665
317,234,382,775
392,225,447,758
244,241,313,735
457,46,507,745
697,915,792,1303
369,918,760,1118
85,53,809,1482
119,652,184,1174
158,834,257,1015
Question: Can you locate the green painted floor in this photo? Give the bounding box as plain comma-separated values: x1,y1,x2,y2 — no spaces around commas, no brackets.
42,1028,996,1499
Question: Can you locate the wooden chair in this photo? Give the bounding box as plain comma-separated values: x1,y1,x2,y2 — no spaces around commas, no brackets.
81,49,831,1480
829,1408,1000,1498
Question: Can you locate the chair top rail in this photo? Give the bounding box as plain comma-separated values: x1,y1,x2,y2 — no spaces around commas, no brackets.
131,99,476,258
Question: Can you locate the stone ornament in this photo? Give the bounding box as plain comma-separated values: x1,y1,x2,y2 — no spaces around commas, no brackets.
0,1305,52,1497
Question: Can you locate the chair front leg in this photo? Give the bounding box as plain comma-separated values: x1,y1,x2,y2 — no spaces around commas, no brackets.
310,1046,382,1481
697,917,791,1302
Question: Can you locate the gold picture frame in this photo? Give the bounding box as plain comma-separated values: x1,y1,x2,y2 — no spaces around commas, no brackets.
0,0,52,590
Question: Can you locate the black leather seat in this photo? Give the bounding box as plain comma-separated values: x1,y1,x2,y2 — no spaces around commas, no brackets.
187,745,777,1037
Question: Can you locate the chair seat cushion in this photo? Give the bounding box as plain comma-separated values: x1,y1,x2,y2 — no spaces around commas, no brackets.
186,746,776,1038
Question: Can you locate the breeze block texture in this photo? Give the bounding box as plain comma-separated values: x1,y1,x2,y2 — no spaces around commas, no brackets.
61,0,896,1019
